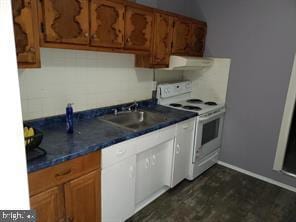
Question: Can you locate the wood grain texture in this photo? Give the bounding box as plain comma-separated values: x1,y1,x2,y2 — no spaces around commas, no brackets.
90,0,125,48
125,6,153,51
30,186,65,222
43,0,89,44
28,151,101,196
189,22,207,56
65,170,100,222
152,12,173,65
12,0,41,68
171,17,191,55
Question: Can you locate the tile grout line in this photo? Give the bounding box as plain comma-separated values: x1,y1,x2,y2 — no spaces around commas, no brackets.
218,161,296,193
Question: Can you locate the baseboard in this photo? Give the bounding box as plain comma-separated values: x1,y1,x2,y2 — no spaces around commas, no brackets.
218,161,296,193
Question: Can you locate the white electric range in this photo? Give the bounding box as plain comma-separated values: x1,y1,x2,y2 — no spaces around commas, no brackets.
157,81,225,180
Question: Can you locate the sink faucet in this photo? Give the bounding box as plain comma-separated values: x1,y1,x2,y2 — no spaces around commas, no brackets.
112,101,139,116
127,101,139,111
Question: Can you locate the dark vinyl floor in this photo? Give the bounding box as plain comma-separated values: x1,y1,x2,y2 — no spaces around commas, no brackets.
127,165,296,222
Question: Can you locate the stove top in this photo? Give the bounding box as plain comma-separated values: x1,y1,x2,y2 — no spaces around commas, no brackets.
204,101,217,106
183,105,202,111
187,99,203,104
165,99,224,115
169,103,183,107
157,81,225,115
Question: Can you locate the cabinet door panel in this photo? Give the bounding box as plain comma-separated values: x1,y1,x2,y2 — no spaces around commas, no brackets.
135,149,151,204
30,186,64,222
12,0,40,67
172,119,195,187
102,155,136,222
43,0,89,45
189,22,207,56
90,0,125,48
171,18,191,55
125,6,153,51
152,13,173,65
64,170,100,222
150,140,173,193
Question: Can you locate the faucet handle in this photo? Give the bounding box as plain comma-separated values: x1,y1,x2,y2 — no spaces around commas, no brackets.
112,109,118,115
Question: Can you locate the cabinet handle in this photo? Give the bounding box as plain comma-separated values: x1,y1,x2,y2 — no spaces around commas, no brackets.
92,34,97,39
151,155,156,166
116,148,126,156
55,169,72,178
67,216,74,222
25,0,31,8
145,158,150,169
126,38,131,43
129,166,134,178
29,47,36,52
84,32,89,37
176,144,181,154
182,125,190,129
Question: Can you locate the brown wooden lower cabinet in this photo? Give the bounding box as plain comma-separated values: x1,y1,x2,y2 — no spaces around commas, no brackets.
30,186,64,222
65,171,100,222
29,151,101,222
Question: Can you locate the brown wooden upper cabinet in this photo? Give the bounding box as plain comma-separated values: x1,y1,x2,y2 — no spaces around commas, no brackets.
124,6,153,51
12,0,40,68
171,17,191,55
152,12,173,66
90,0,125,48
188,22,207,56
42,0,90,45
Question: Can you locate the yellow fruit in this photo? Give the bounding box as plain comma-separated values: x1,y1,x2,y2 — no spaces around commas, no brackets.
24,127,29,138
28,128,35,138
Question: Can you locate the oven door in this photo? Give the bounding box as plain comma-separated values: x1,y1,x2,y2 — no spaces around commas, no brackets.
193,110,225,162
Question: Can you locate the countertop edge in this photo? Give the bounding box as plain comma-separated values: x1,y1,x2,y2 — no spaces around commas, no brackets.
27,113,197,173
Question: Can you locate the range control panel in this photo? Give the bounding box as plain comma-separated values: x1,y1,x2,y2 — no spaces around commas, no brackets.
157,81,192,98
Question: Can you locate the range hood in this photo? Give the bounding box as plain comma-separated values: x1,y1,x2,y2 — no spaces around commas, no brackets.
159,56,214,70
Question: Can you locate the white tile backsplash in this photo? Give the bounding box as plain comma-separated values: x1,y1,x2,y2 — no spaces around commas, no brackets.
184,58,231,103
19,49,154,120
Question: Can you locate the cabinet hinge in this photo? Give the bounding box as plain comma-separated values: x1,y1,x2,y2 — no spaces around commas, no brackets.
40,22,45,33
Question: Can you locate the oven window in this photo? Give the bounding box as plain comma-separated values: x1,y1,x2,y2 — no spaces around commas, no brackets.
202,119,220,145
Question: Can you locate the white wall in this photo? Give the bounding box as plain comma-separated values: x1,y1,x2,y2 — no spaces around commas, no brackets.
0,0,30,209
19,49,154,120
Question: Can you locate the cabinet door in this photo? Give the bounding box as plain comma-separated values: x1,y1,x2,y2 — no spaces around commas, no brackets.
64,170,100,222
150,140,173,194
125,6,153,51
171,120,195,187
90,0,125,48
152,13,173,65
43,0,89,45
12,0,40,67
30,186,64,222
135,149,151,204
189,22,207,56
102,155,136,222
171,18,191,55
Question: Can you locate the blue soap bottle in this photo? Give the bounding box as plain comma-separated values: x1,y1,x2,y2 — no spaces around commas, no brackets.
66,103,74,134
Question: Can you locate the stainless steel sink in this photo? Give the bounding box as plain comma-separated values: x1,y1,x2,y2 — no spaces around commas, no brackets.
99,111,168,132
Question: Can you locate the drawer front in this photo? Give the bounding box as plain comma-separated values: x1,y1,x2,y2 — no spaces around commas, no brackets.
102,126,176,169
29,151,101,196
102,139,137,169
135,125,176,154
176,118,196,135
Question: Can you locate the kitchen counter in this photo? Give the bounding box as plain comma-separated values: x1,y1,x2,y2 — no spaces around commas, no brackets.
25,100,197,173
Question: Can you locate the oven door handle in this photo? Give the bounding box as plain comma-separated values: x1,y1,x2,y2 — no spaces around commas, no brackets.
199,110,225,123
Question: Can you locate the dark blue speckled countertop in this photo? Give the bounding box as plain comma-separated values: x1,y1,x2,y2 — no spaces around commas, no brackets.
25,100,197,173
